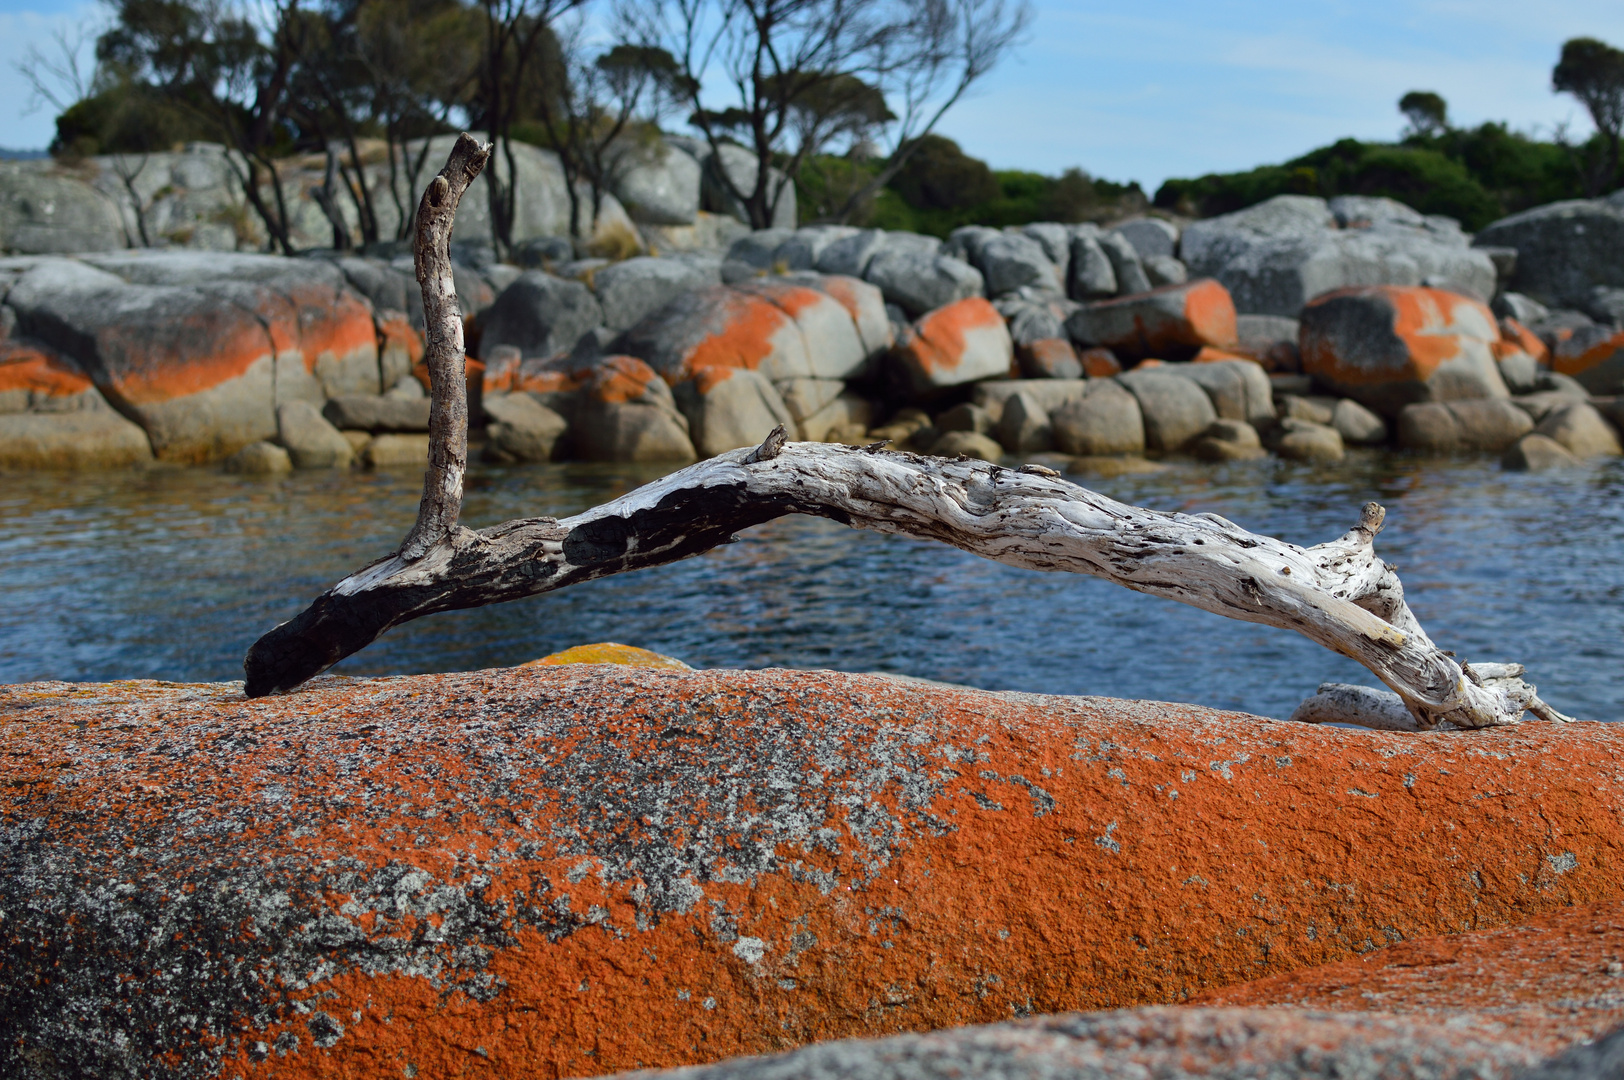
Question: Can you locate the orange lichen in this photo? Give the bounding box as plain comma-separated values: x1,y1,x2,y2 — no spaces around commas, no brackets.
681,293,795,379
1178,279,1239,350
1551,326,1624,377
5,667,1624,1078
99,313,275,404
375,312,425,365
1081,280,1238,356
802,275,868,325
1078,347,1122,378
584,355,661,404
1498,318,1550,366
522,643,692,670
1302,286,1498,387
0,340,93,397
1198,900,1624,1058
1020,338,1080,378
899,297,1003,377
1192,347,1255,365
690,364,741,395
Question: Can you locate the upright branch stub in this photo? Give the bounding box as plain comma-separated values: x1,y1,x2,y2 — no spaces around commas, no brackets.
399,133,492,562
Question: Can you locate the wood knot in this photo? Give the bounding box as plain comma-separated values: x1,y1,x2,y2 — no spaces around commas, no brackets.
744,425,788,463
428,175,449,207
1359,502,1386,535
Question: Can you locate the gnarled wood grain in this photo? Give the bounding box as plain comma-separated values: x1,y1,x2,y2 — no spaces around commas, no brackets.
399,132,491,562
244,431,1568,730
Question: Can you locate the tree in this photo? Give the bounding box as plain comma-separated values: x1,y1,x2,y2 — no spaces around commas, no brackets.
352,0,481,240
887,132,996,210
527,31,688,244
94,0,306,253
1553,37,1624,194
1398,90,1447,138
641,0,1031,228
469,0,584,259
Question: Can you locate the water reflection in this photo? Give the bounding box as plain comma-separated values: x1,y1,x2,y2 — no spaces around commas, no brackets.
1,450,1619,722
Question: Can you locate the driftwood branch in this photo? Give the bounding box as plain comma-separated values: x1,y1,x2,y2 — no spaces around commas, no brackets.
241,136,1571,732
243,428,1570,730
400,132,491,562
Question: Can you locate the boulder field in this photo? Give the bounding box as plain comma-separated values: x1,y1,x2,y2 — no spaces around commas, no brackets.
4,185,1624,473
4,664,1623,1077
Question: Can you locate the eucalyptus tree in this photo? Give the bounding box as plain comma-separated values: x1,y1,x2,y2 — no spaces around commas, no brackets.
1553,36,1624,195
635,0,1031,228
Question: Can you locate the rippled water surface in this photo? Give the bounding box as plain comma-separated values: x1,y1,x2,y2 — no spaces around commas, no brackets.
2,451,1620,721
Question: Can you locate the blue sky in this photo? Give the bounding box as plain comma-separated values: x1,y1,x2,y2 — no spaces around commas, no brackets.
5,0,1624,191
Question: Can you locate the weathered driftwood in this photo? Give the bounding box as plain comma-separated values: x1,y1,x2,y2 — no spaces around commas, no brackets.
1289,664,1553,733
399,132,490,562
242,135,1570,732
243,428,1569,729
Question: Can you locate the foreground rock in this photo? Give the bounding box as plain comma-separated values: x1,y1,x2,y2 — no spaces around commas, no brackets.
1200,898,1624,1053
4,666,1622,1077
623,901,1624,1080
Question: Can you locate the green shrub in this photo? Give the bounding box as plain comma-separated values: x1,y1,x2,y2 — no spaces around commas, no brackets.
888,134,1000,211
1155,126,1599,229
52,82,220,158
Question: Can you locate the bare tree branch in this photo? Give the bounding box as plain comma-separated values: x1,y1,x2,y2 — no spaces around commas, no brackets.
15,22,95,116
243,436,1569,733
400,132,491,560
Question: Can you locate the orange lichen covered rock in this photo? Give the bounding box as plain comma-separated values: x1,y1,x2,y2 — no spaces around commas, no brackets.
1077,346,1122,378
1498,317,1550,366
615,285,812,383
374,308,425,390
1192,346,1254,364
793,273,892,359
1016,337,1081,379
732,278,869,379
614,276,887,387
1064,279,1239,361
892,297,1015,396
4,254,382,461
0,338,94,404
1299,286,1508,417
1198,899,1624,1057
572,355,696,461
1550,324,1624,393
4,667,1624,1078
523,642,692,669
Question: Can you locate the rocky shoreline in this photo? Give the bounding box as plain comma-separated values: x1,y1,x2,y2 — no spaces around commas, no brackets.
4,145,1624,477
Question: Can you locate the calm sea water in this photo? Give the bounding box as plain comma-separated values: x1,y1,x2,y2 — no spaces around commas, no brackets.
1,451,1620,721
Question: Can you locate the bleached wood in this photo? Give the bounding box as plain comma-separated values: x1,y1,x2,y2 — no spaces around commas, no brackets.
399,132,491,562
244,431,1570,731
